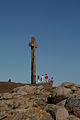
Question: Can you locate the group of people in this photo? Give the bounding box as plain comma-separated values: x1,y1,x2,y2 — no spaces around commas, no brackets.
37,74,53,84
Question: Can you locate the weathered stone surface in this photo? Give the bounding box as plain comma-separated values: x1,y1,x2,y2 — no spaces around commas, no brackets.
61,82,80,94
0,82,80,120
61,82,75,88
0,115,7,120
51,86,72,103
67,115,80,120
0,93,12,100
34,89,40,95
56,107,69,120
65,94,80,118
0,101,9,111
12,85,34,96
75,90,80,94
57,99,66,107
45,104,56,120
38,85,44,90
5,108,53,120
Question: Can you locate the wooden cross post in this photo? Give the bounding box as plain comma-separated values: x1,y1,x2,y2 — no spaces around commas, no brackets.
29,37,38,84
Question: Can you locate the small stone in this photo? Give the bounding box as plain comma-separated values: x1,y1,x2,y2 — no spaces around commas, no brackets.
38,85,44,90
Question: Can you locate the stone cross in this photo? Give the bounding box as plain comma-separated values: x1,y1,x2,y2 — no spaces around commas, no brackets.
29,37,38,84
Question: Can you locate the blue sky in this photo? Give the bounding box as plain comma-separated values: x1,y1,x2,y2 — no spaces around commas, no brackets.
0,0,80,86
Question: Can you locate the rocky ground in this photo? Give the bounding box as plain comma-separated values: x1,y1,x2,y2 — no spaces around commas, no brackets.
0,82,26,93
0,82,80,120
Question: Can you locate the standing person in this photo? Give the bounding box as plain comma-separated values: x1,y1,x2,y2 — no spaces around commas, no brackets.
8,79,11,83
41,74,44,83
48,79,51,84
37,75,40,83
51,77,53,83
45,74,48,82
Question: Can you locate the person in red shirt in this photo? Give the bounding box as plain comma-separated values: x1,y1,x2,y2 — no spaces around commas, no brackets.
45,73,48,82
8,79,11,83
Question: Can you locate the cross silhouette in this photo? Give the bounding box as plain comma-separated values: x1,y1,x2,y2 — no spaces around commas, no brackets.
29,37,38,84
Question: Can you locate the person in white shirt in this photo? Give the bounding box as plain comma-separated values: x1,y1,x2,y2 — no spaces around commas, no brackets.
38,75,40,83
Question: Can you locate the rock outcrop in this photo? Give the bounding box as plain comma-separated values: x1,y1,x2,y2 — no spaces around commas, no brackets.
0,82,80,120
47,82,80,120
65,94,80,118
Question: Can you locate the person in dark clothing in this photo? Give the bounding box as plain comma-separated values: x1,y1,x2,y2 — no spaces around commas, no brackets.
45,73,48,82
51,77,53,83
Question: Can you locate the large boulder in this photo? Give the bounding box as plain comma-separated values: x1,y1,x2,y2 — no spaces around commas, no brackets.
61,82,75,88
45,104,56,120
61,82,80,94
61,82,80,88
51,86,72,103
11,97,33,110
0,93,12,100
0,100,9,111
65,94,80,118
12,85,35,96
34,85,44,95
56,107,69,120
57,99,66,107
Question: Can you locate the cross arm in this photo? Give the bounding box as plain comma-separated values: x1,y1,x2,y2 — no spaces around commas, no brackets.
29,42,38,48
